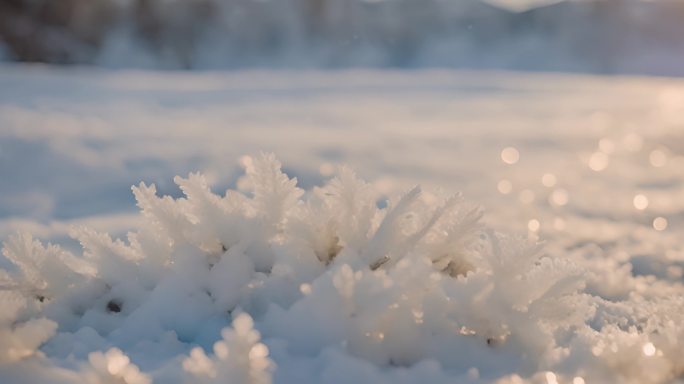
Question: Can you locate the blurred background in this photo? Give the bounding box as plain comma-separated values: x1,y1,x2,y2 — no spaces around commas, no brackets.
2,2,684,381
2,0,684,75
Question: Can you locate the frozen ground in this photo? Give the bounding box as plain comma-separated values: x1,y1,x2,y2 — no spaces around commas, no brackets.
0,65,683,383
2,65,683,250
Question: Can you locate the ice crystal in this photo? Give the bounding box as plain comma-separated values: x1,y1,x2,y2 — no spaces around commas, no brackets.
0,154,682,383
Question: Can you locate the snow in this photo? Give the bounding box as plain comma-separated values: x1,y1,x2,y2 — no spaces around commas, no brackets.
1,65,683,383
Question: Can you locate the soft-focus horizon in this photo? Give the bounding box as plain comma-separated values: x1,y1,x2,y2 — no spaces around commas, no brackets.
2,0,684,75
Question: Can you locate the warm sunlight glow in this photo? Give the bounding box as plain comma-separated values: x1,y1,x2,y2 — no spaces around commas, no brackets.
643,342,656,356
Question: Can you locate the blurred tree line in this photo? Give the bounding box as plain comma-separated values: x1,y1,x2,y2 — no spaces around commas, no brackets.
1,0,683,74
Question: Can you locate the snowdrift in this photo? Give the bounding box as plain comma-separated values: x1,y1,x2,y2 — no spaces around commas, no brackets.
0,154,682,383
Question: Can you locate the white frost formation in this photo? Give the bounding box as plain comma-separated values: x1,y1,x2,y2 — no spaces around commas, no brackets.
183,313,274,384
0,154,681,383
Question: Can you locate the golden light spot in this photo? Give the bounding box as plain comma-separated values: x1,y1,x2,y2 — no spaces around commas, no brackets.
542,173,557,187
299,283,312,295
589,152,609,171
649,149,667,167
643,342,656,356
550,189,569,206
573,377,586,384
497,179,513,194
633,194,649,210
528,219,540,232
653,217,668,231
501,147,520,165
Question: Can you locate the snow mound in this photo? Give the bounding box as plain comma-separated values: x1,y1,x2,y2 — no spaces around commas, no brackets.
0,154,682,383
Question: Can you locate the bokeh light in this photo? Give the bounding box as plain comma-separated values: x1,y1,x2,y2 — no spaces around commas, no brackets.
501,147,520,165
642,342,656,356
633,194,649,210
498,179,513,194
589,152,609,171
542,173,557,187
528,219,540,232
653,217,668,231
649,149,667,168
550,189,569,206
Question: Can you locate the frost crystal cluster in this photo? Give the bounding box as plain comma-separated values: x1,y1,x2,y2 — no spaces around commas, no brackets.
0,154,681,383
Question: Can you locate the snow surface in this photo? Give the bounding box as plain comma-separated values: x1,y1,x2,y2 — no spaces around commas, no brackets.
0,65,683,383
